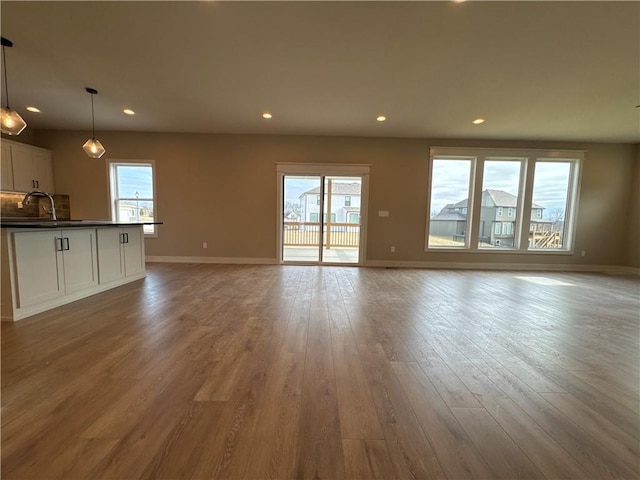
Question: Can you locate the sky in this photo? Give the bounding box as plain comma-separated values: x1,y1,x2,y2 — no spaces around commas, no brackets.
284,177,319,205
116,165,153,199
430,159,571,219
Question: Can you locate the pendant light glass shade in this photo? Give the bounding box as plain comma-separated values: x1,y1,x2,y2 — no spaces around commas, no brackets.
83,87,106,158
1,107,27,135
82,138,106,158
1,37,27,136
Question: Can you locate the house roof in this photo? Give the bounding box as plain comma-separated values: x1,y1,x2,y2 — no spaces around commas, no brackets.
301,183,361,197
431,212,467,222
1,2,637,142
451,190,543,209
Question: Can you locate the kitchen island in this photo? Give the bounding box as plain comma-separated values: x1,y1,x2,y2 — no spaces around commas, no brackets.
1,220,161,321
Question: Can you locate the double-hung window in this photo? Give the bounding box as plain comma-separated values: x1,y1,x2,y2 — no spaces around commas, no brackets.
108,160,157,236
426,147,582,253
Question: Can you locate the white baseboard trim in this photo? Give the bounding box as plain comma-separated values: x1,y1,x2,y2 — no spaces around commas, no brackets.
363,260,640,276
146,255,277,265
608,266,640,276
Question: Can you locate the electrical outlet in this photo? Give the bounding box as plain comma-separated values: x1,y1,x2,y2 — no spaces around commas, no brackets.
391,246,396,253
581,250,586,257
17,202,23,209
202,242,208,249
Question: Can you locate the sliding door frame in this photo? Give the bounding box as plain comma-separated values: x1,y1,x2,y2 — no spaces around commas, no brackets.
276,163,371,266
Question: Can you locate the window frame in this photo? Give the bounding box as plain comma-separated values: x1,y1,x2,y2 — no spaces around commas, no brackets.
106,159,158,237
425,147,583,254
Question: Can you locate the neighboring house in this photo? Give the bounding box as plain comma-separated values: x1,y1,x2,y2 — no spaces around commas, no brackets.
118,203,139,222
299,182,361,225
431,189,553,247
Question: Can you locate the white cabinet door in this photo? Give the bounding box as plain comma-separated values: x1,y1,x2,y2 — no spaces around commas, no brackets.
7,142,55,193
13,230,63,308
122,226,144,277
10,144,36,192
1,143,14,191
61,229,98,294
31,149,55,193
96,228,124,284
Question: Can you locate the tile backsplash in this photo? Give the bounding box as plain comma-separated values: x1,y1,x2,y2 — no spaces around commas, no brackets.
1,192,71,219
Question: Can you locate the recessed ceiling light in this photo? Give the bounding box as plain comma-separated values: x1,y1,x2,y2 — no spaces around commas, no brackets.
26,106,40,113
472,118,485,124
123,109,135,115
262,112,272,119
377,115,386,122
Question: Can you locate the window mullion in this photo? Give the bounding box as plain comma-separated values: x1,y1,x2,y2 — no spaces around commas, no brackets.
563,161,580,250
468,156,484,250
512,158,527,250
519,158,536,251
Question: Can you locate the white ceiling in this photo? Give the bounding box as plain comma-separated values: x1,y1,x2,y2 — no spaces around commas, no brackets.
1,1,639,143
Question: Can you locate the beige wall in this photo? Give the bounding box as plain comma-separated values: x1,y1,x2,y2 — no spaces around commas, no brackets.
626,145,640,268
33,130,638,267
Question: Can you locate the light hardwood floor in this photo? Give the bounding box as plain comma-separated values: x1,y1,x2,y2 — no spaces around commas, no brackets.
2,264,639,479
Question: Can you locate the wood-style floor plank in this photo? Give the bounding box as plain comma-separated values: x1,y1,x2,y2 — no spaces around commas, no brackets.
357,343,446,480
294,284,345,480
1,264,638,479
331,327,385,440
451,406,546,479
342,438,396,480
391,361,496,480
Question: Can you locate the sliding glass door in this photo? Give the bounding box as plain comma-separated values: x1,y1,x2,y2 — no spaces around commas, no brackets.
282,175,322,262
281,172,365,265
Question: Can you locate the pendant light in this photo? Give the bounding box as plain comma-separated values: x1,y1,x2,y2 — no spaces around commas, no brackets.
82,87,106,158
1,37,27,136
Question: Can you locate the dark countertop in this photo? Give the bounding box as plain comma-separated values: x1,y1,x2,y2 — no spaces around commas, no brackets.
1,219,163,228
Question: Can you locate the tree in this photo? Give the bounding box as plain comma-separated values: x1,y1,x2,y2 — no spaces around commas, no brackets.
284,201,301,220
548,207,565,222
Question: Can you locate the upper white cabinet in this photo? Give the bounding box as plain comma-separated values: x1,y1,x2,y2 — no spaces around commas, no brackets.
1,140,55,193
1,143,14,191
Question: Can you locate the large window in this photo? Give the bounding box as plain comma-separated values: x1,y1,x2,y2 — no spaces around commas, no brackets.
479,159,523,249
529,161,575,249
427,158,473,248
426,148,582,253
108,161,157,235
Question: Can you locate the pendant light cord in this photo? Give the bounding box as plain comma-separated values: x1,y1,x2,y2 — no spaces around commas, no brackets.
90,92,96,139
2,44,10,109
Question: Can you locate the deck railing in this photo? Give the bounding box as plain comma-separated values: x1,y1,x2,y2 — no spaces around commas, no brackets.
532,230,562,249
283,222,360,247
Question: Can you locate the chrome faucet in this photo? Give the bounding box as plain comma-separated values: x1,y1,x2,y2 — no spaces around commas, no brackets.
23,189,57,220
